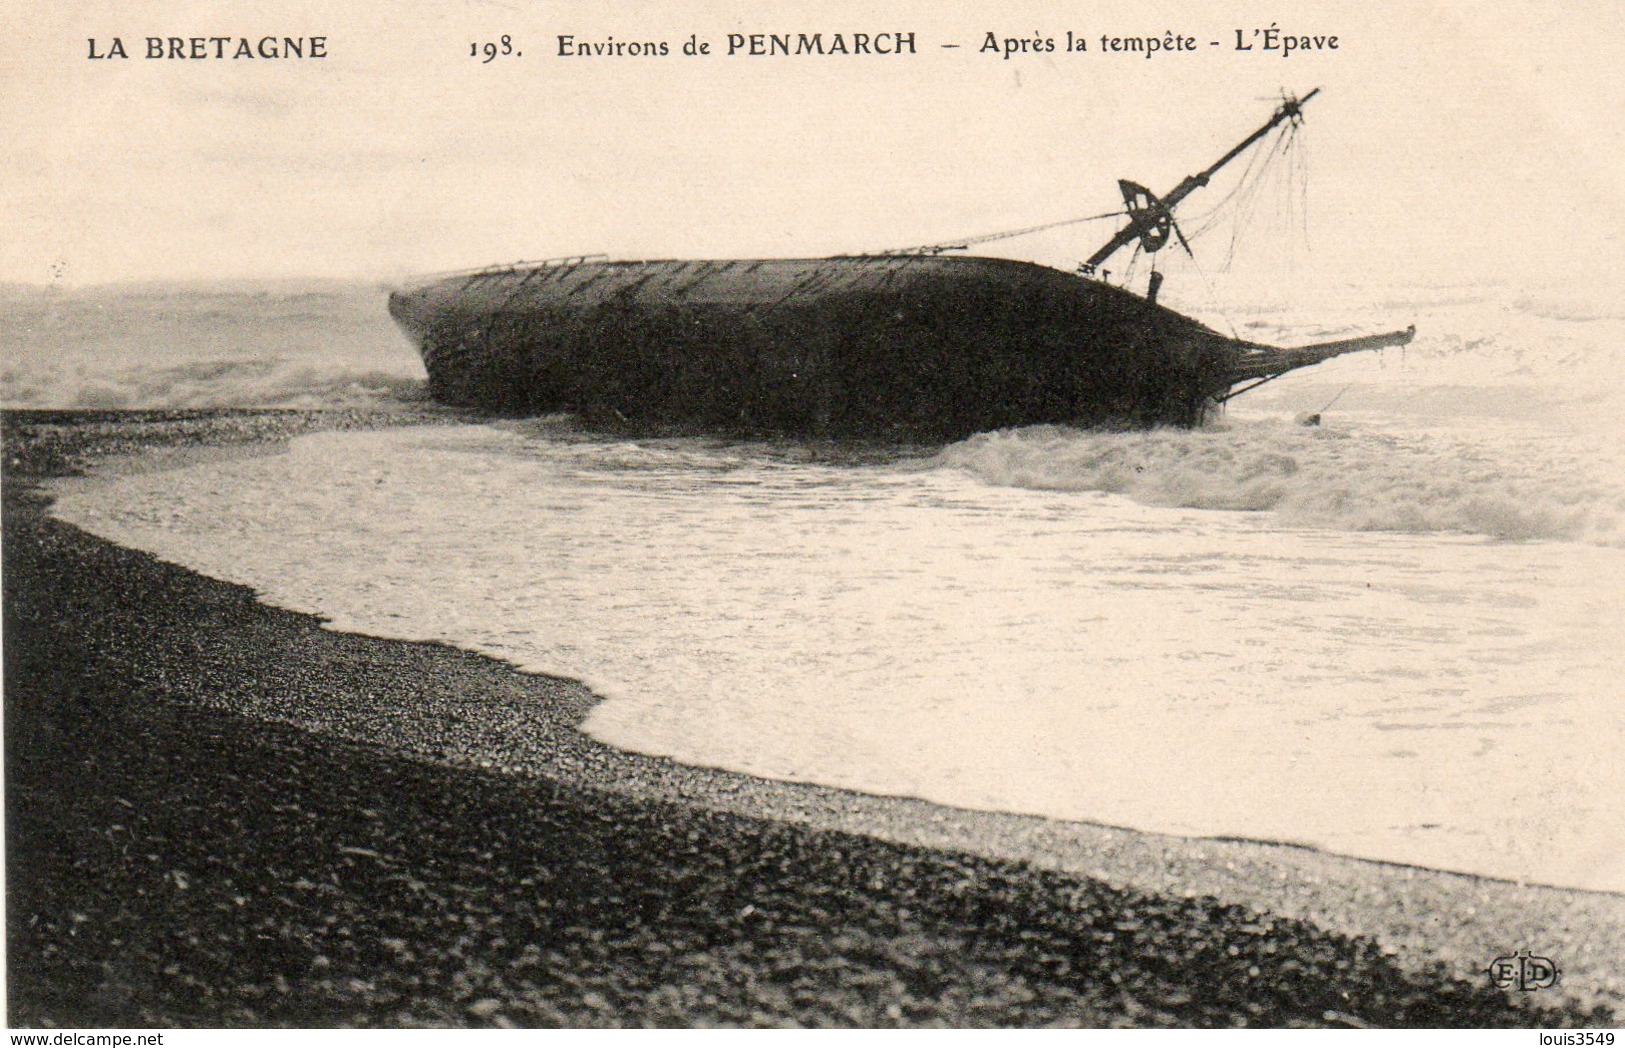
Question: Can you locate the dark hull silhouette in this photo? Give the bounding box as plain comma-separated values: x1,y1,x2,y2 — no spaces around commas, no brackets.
388,91,1416,439
389,254,1408,440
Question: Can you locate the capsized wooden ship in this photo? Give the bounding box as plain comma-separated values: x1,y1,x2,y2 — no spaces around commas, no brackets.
389,90,1414,439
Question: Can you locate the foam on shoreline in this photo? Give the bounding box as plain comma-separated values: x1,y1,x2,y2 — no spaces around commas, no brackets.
9,410,1622,1019
47,421,1625,894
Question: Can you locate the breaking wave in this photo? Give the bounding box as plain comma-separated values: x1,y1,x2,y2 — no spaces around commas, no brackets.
1,281,426,410
8,277,1623,547
1,357,427,410
937,421,1625,547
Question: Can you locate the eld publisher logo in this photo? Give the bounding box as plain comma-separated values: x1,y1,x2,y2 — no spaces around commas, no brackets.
1486,949,1559,991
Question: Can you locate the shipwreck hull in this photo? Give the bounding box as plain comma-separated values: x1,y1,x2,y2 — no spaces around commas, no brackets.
387,94,1421,439
389,255,1248,440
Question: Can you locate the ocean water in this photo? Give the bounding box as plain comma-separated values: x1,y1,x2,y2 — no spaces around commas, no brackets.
34,279,1625,892
1,281,423,409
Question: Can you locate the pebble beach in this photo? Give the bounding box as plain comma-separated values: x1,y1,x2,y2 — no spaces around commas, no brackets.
5,408,1621,1028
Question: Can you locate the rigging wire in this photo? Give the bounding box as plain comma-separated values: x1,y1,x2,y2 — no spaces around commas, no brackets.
1316,382,1354,414
1176,114,1308,335
1181,125,1278,240
1123,242,1144,288
880,208,1127,256
1180,245,1243,340
1222,123,1297,267
1292,121,1312,248
884,94,1312,298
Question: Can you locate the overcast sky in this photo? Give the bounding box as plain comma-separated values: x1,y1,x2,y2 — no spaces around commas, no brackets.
5,0,1623,295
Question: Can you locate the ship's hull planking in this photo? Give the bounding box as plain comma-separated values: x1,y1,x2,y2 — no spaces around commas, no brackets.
388,255,1249,439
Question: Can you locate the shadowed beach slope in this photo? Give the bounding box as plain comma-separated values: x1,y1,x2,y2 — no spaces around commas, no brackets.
4,410,1617,1027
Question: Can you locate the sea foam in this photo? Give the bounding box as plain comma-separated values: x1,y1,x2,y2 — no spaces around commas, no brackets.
2,281,425,410
937,420,1625,546
48,424,1625,892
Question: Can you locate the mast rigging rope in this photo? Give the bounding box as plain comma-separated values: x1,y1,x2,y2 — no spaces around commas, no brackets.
881,209,1126,256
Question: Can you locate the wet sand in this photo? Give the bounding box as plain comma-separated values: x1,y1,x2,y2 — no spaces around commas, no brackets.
4,408,1619,1027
